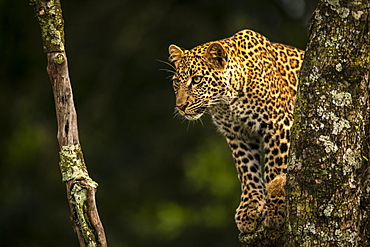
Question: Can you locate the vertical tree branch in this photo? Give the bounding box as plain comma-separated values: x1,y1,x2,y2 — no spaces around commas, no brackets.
29,1,107,246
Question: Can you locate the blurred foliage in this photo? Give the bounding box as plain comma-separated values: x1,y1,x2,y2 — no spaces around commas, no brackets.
0,0,316,246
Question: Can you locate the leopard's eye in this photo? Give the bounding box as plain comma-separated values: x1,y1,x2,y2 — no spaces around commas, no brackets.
191,76,203,85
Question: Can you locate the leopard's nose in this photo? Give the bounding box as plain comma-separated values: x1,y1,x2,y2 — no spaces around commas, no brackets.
176,102,188,112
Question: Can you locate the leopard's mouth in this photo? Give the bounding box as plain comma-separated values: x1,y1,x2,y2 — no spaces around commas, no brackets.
184,112,204,120
177,106,207,120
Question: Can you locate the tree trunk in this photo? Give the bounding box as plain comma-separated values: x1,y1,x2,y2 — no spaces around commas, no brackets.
29,1,107,246
286,0,370,246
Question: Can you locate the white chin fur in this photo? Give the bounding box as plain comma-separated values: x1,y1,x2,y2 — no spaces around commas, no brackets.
184,113,203,120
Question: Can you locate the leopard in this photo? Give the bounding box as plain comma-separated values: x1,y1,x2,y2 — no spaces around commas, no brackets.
168,29,304,234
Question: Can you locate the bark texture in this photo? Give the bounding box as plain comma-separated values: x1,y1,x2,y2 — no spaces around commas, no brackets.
30,1,107,246
286,0,370,246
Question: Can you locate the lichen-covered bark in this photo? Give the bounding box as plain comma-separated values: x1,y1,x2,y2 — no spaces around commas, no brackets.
30,0,65,52
286,0,370,246
30,1,107,246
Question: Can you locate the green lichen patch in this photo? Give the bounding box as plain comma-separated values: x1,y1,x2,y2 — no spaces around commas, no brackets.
59,144,89,182
55,53,65,64
71,183,97,247
30,0,65,52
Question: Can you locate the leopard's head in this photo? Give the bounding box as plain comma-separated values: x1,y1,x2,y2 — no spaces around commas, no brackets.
168,42,229,120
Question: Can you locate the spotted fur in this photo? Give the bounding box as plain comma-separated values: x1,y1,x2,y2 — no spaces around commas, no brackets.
169,29,304,233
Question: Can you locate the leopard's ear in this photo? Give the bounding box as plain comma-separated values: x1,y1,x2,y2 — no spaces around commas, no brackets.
169,44,184,66
205,42,228,70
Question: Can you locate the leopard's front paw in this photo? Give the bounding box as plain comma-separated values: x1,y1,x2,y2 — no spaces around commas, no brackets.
235,200,264,233
263,196,286,229
263,174,286,229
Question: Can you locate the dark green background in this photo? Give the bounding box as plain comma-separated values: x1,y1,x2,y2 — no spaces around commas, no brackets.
0,0,315,246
